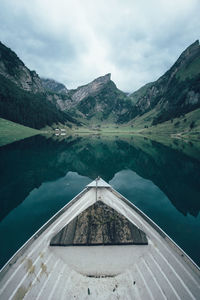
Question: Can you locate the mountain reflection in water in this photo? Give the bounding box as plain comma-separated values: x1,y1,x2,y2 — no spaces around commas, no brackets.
0,134,200,267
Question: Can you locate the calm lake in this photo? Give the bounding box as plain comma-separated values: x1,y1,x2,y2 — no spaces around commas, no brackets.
0,134,200,268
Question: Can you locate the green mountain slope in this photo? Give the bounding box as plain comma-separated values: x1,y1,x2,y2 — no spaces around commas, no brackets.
129,82,154,104
141,108,200,139
72,79,133,124
0,42,79,129
126,40,200,125
0,74,76,129
0,118,39,146
49,73,134,124
63,40,200,128
1,39,199,131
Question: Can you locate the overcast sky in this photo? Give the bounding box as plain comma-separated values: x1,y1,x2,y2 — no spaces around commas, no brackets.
0,0,199,92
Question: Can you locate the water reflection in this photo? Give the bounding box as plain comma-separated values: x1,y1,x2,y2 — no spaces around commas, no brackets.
0,134,200,267
1,135,200,220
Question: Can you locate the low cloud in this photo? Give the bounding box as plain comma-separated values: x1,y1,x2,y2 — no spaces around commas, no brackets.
0,0,199,92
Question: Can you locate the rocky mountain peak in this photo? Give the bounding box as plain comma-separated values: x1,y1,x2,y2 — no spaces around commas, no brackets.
70,73,112,104
92,73,111,84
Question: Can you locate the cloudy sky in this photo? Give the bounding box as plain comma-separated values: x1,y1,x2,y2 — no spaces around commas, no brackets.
0,0,199,92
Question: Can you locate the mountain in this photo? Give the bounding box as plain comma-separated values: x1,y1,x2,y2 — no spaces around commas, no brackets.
0,42,79,129
1,40,199,130
70,74,112,106
126,40,200,125
70,74,133,124
49,40,200,126
0,42,44,93
53,73,133,124
41,78,68,94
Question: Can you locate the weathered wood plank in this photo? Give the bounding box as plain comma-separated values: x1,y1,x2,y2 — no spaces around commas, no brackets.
74,209,89,244
50,217,77,245
50,201,148,246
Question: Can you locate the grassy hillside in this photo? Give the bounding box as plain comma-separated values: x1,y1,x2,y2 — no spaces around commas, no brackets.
0,118,39,147
132,108,200,159
141,108,200,137
129,82,154,104
125,107,200,136
176,51,200,81
69,108,200,141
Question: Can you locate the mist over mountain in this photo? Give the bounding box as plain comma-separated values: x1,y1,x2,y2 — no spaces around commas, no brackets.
41,78,68,95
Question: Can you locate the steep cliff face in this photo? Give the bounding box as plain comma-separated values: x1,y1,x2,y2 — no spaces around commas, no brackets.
128,40,200,124
64,41,200,125
71,73,111,105
1,39,199,128
46,73,132,123
41,78,68,94
68,74,132,122
0,42,79,128
48,74,113,110
0,42,44,93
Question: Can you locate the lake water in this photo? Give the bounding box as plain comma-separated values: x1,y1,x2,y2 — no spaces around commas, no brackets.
0,134,200,268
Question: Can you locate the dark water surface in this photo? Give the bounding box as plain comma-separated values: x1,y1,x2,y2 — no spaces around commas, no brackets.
0,135,200,268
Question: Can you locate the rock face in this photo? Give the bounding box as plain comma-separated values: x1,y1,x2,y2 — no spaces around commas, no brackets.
127,40,200,124
58,40,200,125
71,73,111,105
41,78,68,94
44,73,133,123
41,74,118,114
1,39,199,127
0,42,79,128
0,42,44,93
61,74,133,123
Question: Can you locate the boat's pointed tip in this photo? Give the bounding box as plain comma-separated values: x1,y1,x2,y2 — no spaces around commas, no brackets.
87,177,111,188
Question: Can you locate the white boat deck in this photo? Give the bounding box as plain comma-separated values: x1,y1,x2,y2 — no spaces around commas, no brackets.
0,179,200,299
